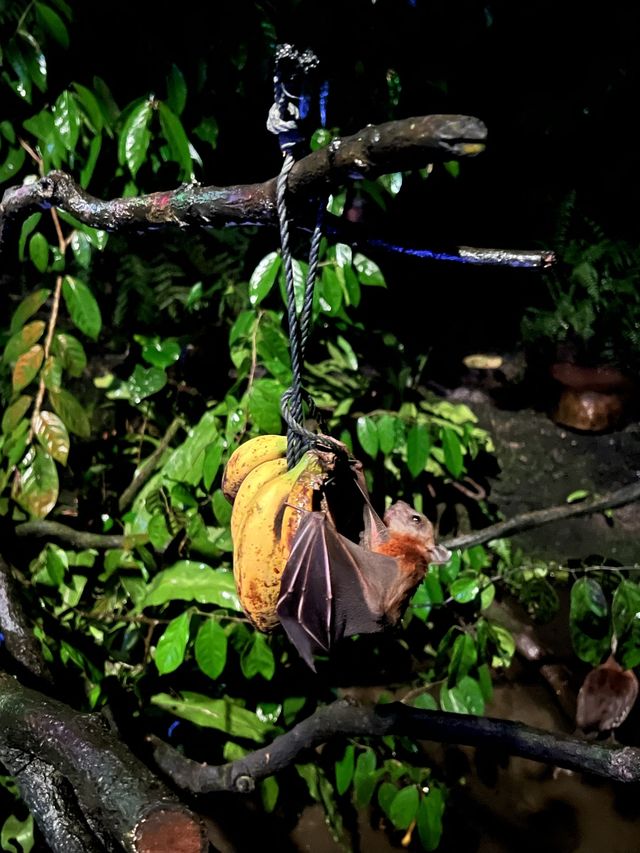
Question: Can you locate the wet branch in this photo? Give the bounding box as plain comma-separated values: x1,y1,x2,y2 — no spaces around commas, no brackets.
14,519,139,550
0,673,206,853
151,697,640,794
443,479,640,551
0,115,485,247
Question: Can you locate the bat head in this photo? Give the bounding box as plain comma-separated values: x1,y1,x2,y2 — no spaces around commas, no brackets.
383,501,451,564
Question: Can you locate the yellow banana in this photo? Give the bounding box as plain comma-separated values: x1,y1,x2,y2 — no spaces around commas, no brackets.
222,434,288,503
230,456,288,548
233,450,328,630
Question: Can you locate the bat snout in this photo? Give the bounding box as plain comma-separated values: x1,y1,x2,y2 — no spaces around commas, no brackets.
429,544,451,565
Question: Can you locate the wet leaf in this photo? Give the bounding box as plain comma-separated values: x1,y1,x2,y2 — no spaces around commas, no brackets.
143,562,241,610
450,575,480,604
570,577,611,665
151,692,269,741
13,345,44,392
158,101,193,180
12,446,59,518
72,81,103,131
440,675,484,715
155,611,191,674
141,338,180,368
53,90,80,152
49,387,91,438
249,252,281,306
126,365,167,402
118,99,152,177
51,332,87,377
62,276,102,340
29,232,49,273
357,416,378,458
195,618,227,680
33,410,70,465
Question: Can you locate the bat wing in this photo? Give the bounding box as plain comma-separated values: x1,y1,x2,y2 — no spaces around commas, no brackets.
276,511,400,670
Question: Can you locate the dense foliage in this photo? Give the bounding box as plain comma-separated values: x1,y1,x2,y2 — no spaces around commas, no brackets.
2,2,640,851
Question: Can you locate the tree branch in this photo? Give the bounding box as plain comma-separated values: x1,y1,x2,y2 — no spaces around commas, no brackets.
150,697,640,795
0,673,206,853
13,520,142,550
118,417,183,513
0,115,485,247
443,479,640,551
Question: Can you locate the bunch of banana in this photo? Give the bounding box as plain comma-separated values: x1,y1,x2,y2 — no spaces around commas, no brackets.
222,435,332,630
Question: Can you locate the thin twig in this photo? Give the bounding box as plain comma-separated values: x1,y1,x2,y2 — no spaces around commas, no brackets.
118,417,183,512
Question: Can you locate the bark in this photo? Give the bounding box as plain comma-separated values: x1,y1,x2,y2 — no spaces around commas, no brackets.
0,673,206,853
151,697,640,795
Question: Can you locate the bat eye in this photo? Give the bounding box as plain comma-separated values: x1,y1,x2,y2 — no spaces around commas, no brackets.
411,514,421,524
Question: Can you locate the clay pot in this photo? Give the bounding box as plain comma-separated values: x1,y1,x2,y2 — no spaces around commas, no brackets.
550,362,635,432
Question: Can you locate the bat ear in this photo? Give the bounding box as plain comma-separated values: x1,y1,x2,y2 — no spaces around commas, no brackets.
428,544,452,565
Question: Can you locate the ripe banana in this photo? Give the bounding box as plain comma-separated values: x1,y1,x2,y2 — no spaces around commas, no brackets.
232,450,329,630
230,456,288,557
222,434,288,503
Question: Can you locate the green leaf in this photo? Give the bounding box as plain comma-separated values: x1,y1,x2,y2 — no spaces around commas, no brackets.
70,231,92,268
80,134,103,188
141,338,181,368
319,266,343,315
477,662,494,702
356,416,378,458
260,776,279,813
203,438,225,490
36,2,69,47
18,214,42,262
612,581,640,669
4,321,46,364
241,632,275,680
71,82,103,132
1,813,34,853
566,488,590,504
0,146,26,183
12,345,44,392
53,90,80,152
487,622,516,668
354,253,385,286
151,692,269,741
49,388,91,438
406,423,431,478
377,782,398,819
2,396,32,435
249,252,281,306
118,99,152,177
450,575,480,604
570,577,611,665
126,365,167,402
194,618,228,680
389,786,419,830
417,788,444,851
166,64,187,115
335,744,355,795
10,289,50,333
193,116,218,148
158,102,193,180
448,633,477,685
29,232,49,273
33,411,70,465
12,446,59,518
441,426,464,478
212,488,232,526
160,410,218,486
155,610,191,674
411,692,438,710
440,675,485,716
248,379,283,435
62,276,102,340
353,748,377,807
143,562,241,610
51,332,87,377
376,414,398,455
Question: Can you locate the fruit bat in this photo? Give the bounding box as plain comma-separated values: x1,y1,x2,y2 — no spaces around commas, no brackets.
276,498,451,670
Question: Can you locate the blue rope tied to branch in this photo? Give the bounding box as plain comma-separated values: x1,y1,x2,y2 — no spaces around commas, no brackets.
267,44,327,468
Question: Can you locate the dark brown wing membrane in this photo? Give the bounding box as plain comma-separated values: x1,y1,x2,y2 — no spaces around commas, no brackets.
276,511,401,670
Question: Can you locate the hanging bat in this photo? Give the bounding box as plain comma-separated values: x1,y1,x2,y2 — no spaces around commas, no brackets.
276,498,451,670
